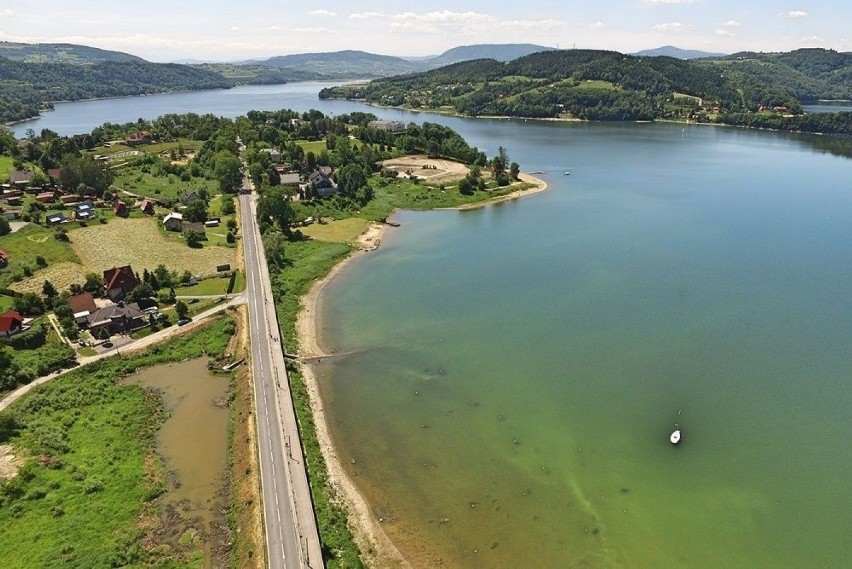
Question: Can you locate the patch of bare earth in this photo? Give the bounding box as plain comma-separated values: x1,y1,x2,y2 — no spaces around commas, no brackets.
0,444,23,481
380,154,472,185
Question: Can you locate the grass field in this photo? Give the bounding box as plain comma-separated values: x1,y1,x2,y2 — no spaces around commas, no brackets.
176,273,234,296
9,218,235,293
296,140,328,156
300,218,370,244
0,294,14,311
112,165,215,203
0,155,14,179
0,317,235,568
0,224,79,289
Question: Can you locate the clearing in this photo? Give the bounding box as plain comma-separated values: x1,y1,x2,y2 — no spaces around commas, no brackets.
380,155,471,184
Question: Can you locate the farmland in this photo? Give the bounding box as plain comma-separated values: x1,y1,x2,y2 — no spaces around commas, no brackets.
9,217,235,292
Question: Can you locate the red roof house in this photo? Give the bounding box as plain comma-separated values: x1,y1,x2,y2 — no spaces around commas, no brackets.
0,249,9,267
68,292,98,315
113,200,129,217
103,265,140,301
0,309,24,337
139,199,155,215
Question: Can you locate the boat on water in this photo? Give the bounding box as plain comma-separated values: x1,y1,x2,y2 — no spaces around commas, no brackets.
564,171,571,175
670,425,681,445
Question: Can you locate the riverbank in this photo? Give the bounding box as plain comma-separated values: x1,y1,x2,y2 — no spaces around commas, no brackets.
294,174,548,567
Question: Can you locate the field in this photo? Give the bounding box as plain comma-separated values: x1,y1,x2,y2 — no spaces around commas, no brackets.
380,154,470,184
0,155,14,179
112,166,215,203
300,218,370,244
9,218,235,293
0,224,80,289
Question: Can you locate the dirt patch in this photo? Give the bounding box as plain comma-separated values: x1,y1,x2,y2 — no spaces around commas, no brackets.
381,154,471,185
0,444,23,481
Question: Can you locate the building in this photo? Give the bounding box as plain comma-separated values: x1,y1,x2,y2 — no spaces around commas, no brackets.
182,221,207,240
85,301,146,334
139,199,155,215
259,147,282,162
35,191,56,204
0,249,8,268
309,170,337,197
103,265,140,301
163,211,183,232
0,310,25,338
46,212,67,225
367,120,406,133
126,131,152,146
279,172,301,188
68,292,98,326
8,170,32,187
113,200,129,217
75,201,95,220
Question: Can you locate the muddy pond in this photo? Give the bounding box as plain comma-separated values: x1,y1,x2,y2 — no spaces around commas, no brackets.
123,357,230,565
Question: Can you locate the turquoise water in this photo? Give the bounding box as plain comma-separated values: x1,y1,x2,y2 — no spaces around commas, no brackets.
13,85,852,567
317,123,852,567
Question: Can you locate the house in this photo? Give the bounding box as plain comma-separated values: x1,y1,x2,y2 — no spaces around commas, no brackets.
139,199,155,215
126,131,152,146
182,221,207,240
318,165,334,177
46,212,67,225
113,200,129,217
86,301,146,334
5,196,22,206
47,168,62,182
8,170,32,187
279,172,301,188
36,191,56,204
75,201,95,220
2,211,19,220
367,120,406,133
0,310,25,338
309,170,337,197
180,191,200,205
103,265,140,301
204,217,220,227
163,211,183,232
60,194,78,204
68,292,98,326
259,147,282,162
0,249,9,268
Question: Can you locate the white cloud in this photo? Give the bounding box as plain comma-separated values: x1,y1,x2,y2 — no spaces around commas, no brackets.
258,25,282,32
349,12,381,20
646,0,695,5
800,35,824,45
307,10,337,17
715,28,734,37
292,27,334,34
653,22,686,32
719,20,741,28
590,21,606,30
0,8,15,18
386,10,566,36
779,10,808,18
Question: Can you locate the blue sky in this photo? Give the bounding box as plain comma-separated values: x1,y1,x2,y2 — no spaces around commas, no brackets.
0,0,847,61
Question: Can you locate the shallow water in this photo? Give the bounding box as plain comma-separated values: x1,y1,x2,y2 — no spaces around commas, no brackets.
318,121,852,567
123,358,229,544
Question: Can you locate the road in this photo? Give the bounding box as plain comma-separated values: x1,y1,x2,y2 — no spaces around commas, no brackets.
239,192,323,569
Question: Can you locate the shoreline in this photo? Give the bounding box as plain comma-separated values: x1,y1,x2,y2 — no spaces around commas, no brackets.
294,176,549,566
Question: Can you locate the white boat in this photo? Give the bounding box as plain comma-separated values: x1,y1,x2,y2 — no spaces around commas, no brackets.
564,171,571,175
670,425,681,445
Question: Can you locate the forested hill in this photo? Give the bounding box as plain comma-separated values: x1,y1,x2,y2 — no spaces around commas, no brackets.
0,58,232,123
320,48,852,134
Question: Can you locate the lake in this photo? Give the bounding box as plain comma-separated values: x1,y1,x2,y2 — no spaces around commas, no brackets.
16,84,852,567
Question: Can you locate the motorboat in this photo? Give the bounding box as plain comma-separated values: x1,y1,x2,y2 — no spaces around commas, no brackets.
670,425,681,445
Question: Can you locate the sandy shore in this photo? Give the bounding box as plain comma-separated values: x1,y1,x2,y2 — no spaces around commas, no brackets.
294,177,549,566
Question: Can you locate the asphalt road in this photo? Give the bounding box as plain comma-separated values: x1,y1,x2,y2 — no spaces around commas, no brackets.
240,193,323,569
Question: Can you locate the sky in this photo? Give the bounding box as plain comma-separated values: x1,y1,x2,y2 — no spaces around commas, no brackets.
0,0,848,62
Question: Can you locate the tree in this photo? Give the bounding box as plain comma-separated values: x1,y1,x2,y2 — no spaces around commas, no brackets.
98,327,111,344
185,230,201,248
42,280,58,299
175,300,189,320
14,292,45,316
256,186,295,234
458,177,473,195
154,264,173,289
183,199,208,223
262,231,287,268
214,153,243,194
510,162,521,180
336,164,369,199
83,272,103,296
221,198,236,215
0,216,10,236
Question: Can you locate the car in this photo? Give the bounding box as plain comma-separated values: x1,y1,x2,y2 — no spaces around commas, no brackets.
188,298,199,304
177,318,191,326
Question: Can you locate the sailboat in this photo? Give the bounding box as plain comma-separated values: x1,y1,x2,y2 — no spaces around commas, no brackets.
670,424,681,445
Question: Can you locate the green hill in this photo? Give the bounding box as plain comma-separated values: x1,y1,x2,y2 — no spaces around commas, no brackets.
0,41,144,64
320,48,852,132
